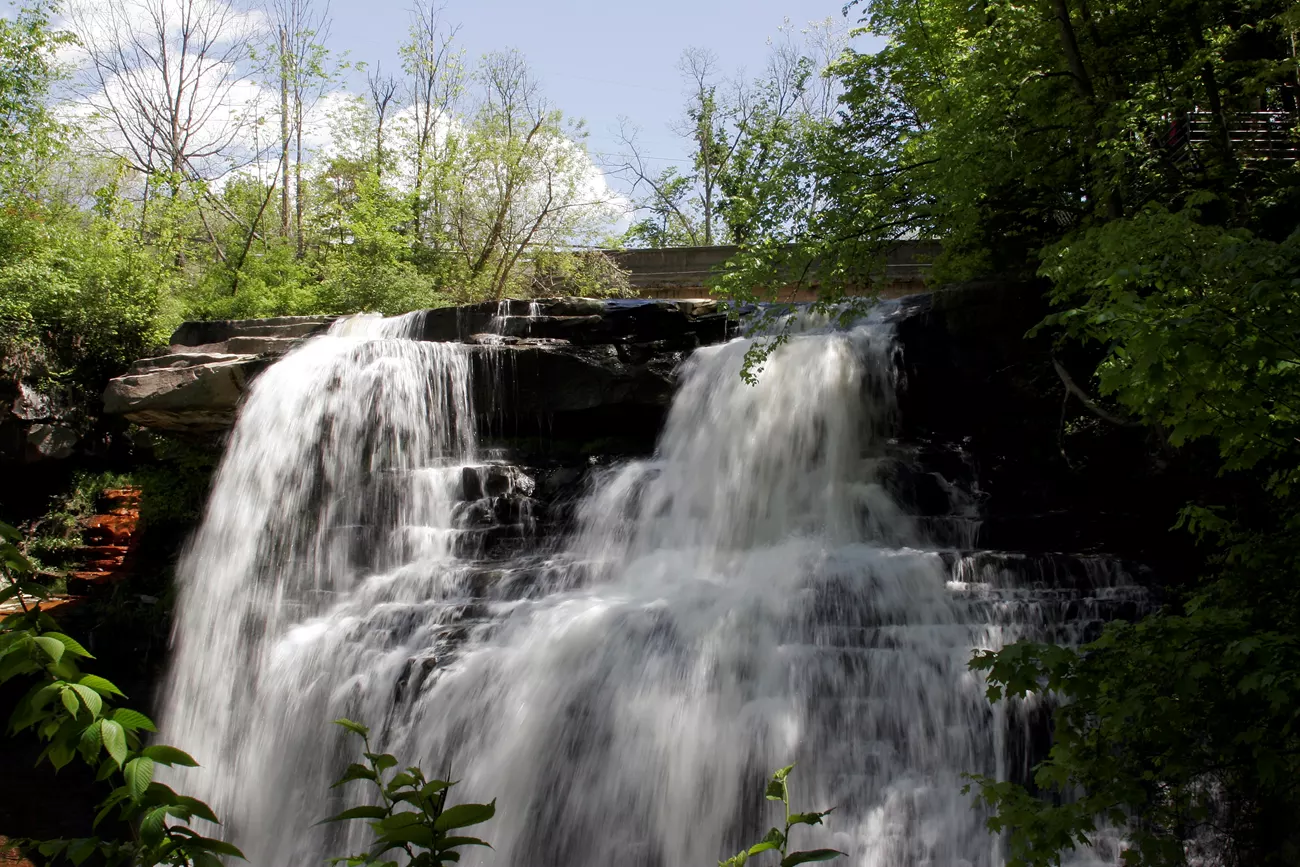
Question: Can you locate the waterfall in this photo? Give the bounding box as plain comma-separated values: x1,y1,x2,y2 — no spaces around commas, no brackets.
159,307,1131,866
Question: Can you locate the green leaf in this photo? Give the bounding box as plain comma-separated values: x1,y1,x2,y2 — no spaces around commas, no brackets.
61,685,80,715
764,778,786,801
321,805,389,824
331,762,378,788
435,836,492,851
79,719,103,761
34,635,65,664
1,542,34,573
45,633,91,658
101,719,127,766
788,810,830,827
70,683,103,717
780,849,844,867
365,752,398,772
141,744,199,767
386,771,415,790
125,756,155,799
433,800,496,832
187,837,246,858
66,837,99,866
0,522,21,543
110,707,157,732
38,839,70,857
334,718,371,738
175,796,220,824
377,813,422,831
139,806,168,845
79,674,125,697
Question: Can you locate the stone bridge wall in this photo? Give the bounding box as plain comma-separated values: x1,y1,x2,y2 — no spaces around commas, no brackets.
610,241,941,300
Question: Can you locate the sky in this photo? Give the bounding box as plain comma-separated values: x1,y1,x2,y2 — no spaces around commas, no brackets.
327,0,873,175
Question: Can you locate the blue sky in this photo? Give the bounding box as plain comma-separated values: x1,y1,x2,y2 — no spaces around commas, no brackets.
330,0,870,171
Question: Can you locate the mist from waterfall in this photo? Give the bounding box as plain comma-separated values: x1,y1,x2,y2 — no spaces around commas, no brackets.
158,307,1124,866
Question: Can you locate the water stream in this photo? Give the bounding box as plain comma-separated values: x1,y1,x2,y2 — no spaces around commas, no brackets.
159,307,1134,866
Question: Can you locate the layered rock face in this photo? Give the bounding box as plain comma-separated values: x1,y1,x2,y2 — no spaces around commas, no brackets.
103,300,733,438
102,315,336,432
101,287,1195,573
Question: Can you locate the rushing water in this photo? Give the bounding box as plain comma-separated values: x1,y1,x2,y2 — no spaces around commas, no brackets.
160,307,1131,866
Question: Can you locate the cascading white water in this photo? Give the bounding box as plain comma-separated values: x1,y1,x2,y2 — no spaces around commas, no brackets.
160,308,1124,866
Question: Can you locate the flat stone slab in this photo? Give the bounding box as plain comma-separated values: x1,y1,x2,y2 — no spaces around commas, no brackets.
103,356,268,432
170,315,336,348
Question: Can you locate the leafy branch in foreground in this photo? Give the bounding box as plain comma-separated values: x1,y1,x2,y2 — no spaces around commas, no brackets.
0,520,243,867
720,764,843,867
323,718,495,866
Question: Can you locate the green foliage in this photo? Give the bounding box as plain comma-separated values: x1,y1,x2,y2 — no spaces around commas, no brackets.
1038,207,1300,485
0,520,242,867
0,207,173,393
0,1,72,198
133,436,219,526
25,470,136,576
719,765,842,867
323,718,495,867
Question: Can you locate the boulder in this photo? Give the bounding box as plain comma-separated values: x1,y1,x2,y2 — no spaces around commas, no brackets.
103,356,270,432
25,423,78,460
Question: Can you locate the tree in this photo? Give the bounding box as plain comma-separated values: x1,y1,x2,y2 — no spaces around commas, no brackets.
614,25,848,251
441,49,617,299
68,0,262,186
676,47,729,246
267,0,334,253
0,2,73,201
612,46,738,248
400,0,464,246
365,65,400,177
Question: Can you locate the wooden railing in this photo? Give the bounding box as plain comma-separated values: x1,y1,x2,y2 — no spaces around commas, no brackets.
1169,110,1298,162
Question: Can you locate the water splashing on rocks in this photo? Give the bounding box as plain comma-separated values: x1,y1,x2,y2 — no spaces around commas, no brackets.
159,306,1138,866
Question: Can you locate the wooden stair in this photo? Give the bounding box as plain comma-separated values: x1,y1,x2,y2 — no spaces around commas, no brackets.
0,488,144,615
65,489,141,598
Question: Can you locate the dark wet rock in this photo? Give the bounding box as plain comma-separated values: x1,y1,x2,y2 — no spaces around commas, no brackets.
890,281,1201,571
105,298,732,440
169,315,336,348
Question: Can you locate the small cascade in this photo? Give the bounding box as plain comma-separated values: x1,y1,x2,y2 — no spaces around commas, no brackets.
158,304,1141,866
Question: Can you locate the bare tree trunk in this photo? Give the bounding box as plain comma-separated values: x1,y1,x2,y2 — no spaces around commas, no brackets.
280,26,291,237
368,69,400,177
295,117,305,256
